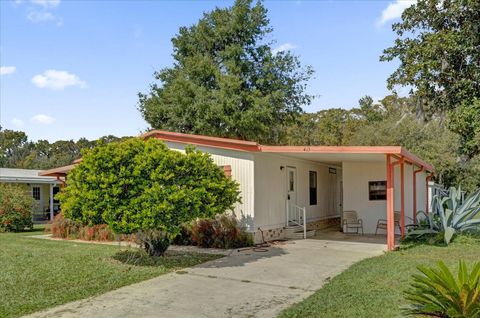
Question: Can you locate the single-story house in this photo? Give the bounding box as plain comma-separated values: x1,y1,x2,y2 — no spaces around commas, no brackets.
40,130,434,250
0,168,63,222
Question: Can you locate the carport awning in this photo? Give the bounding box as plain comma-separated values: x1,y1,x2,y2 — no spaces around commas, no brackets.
259,146,434,172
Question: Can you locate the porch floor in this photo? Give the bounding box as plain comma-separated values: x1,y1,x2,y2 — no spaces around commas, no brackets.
312,227,400,245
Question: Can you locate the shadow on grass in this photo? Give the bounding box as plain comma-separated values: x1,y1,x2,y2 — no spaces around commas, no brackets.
111,249,219,268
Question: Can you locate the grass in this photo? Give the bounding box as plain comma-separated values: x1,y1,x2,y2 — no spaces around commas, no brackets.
279,235,480,318
0,227,220,318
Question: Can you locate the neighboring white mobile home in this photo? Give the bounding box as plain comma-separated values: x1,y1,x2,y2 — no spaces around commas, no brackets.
40,130,434,250
0,168,63,222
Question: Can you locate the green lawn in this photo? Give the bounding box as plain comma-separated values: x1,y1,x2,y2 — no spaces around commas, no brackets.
280,236,480,318
0,228,220,318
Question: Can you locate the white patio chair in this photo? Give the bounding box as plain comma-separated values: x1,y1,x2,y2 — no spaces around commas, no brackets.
342,210,364,235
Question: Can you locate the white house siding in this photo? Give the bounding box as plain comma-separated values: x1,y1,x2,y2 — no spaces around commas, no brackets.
253,153,341,231
342,161,427,234
163,141,255,230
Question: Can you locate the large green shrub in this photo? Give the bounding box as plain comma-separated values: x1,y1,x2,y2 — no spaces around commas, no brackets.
403,261,480,318
58,138,241,254
0,183,33,232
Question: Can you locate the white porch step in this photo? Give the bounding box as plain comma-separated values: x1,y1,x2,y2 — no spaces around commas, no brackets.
284,226,316,239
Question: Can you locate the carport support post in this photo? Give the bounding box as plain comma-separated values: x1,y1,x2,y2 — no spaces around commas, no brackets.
386,154,395,251
49,183,54,222
400,159,405,238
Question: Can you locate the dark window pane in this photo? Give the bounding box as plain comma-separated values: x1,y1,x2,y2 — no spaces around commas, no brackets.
309,171,317,205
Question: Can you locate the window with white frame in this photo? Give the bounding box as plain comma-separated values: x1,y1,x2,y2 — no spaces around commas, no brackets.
32,186,41,200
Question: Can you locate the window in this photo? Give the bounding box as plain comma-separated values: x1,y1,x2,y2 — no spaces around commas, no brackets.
369,181,387,200
32,186,40,201
289,170,295,191
309,171,317,205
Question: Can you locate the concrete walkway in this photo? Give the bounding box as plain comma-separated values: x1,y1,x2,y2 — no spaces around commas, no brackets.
24,239,385,318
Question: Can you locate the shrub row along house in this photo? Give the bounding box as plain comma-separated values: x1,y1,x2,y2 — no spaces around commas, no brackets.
39,130,434,250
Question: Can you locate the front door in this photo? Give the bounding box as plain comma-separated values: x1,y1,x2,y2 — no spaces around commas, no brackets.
286,167,297,225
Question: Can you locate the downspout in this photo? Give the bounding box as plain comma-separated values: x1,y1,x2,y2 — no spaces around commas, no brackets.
425,173,434,213
413,167,423,223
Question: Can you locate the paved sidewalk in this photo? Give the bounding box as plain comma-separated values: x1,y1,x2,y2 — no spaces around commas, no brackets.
24,239,385,318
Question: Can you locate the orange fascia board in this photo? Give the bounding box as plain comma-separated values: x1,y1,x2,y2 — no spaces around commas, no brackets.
400,148,435,173
142,130,262,152
145,130,434,173
38,164,77,177
260,145,403,154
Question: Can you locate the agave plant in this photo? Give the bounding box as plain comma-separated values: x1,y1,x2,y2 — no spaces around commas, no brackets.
403,260,480,318
408,186,480,244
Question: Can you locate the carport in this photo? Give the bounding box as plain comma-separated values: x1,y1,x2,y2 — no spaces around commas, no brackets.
259,146,435,250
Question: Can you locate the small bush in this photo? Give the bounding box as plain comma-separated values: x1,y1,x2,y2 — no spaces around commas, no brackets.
403,260,480,317
51,213,81,238
135,230,171,256
174,214,253,249
51,214,116,241
0,184,33,232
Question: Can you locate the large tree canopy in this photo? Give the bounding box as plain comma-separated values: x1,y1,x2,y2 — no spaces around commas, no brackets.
138,0,313,144
381,0,480,115
0,128,124,169
380,0,480,157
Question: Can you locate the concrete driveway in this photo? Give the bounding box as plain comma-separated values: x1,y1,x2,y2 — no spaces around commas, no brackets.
24,239,385,318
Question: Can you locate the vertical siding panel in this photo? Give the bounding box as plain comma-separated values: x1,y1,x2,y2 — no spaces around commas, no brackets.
163,141,255,231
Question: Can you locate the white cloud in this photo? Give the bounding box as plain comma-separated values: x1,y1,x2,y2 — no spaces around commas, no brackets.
27,10,55,22
32,70,86,90
0,66,16,75
272,43,297,55
31,114,55,125
378,0,417,26
31,0,61,8
11,118,25,127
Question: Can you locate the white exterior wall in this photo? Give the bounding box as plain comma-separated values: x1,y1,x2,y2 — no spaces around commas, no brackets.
164,141,255,230
253,153,341,231
343,161,428,234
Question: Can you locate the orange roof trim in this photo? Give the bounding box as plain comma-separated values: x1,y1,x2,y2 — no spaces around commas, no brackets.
145,130,434,172
39,130,434,177
142,130,262,152
38,164,77,177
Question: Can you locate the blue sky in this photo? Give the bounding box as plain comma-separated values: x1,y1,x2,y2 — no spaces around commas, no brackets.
0,0,414,142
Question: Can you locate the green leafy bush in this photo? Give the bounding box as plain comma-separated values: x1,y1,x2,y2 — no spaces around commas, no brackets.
0,183,33,232
407,186,480,244
403,260,480,318
174,214,253,249
58,138,241,255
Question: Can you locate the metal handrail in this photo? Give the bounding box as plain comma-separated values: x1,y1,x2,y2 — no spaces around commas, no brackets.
286,201,307,239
